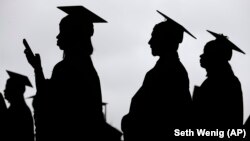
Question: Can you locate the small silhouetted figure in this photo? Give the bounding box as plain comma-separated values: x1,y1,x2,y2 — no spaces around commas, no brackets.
24,5,121,141
193,30,244,131
121,10,196,141
244,117,250,141
3,70,34,141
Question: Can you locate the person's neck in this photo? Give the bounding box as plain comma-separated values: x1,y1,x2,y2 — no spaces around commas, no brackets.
159,51,179,60
64,50,91,60
206,62,233,77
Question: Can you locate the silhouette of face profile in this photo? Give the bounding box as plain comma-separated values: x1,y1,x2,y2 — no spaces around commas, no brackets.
200,40,232,69
4,79,25,104
4,71,32,104
56,6,107,55
56,15,94,53
148,22,183,56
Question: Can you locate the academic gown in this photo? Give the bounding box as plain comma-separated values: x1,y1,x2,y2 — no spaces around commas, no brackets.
33,56,106,141
6,102,34,141
193,64,243,129
122,53,192,141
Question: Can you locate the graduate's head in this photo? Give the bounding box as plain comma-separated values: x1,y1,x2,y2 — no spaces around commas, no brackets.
200,30,245,69
56,6,107,55
4,71,32,103
148,10,196,56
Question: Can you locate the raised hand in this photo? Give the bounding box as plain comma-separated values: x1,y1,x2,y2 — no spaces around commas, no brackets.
23,39,42,70
24,49,42,70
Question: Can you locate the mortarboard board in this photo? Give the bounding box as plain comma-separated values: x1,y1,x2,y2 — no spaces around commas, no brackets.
207,30,245,54
157,10,196,39
58,6,107,23
6,70,32,87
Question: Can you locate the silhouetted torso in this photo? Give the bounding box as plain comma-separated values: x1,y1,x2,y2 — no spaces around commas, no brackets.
193,63,243,128
33,55,105,141
6,101,34,141
122,53,192,140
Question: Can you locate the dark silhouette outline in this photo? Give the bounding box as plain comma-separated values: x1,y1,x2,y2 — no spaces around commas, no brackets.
121,10,195,141
244,117,250,140
24,5,121,141
192,30,244,140
0,92,7,141
1,71,34,141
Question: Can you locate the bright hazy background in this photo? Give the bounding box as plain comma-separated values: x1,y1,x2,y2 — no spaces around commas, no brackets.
1,0,250,131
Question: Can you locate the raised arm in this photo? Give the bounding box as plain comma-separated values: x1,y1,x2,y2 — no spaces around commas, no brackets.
23,39,45,91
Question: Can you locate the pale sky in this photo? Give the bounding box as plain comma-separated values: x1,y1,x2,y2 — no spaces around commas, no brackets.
1,0,250,131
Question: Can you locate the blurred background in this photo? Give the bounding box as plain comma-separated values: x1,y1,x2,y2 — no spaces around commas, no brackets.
1,0,250,131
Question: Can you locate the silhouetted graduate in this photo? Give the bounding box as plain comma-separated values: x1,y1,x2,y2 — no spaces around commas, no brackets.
24,5,121,141
2,70,34,141
193,30,244,130
121,10,196,141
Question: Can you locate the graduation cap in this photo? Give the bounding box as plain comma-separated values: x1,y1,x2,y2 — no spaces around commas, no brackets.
58,6,107,23
6,70,32,87
157,10,196,39
207,30,245,54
